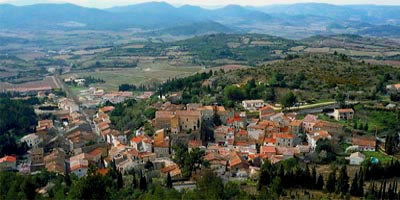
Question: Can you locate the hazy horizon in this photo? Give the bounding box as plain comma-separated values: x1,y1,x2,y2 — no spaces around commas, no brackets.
1,0,400,8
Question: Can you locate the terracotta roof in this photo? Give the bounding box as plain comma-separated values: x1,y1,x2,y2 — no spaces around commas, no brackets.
229,152,248,168
234,141,249,146
0,155,16,163
96,168,109,176
175,110,201,117
259,106,274,111
274,133,295,139
264,138,276,144
290,120,302,126
227,116,241,124
70,159,89,171
352,136,376,147
261,146,276,154
100,106,115,113
155,111,175,118
88,148,103,157
161,165,178,173
336,108,354,113
237,129,248,135
131,136,142,144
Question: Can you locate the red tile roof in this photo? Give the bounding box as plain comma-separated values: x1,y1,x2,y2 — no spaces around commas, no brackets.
0,155,16,163
261,146,276,154
96,168,109,176
336,108,354,113
274,133,295,139
352,136,376,147
259,106,274,112
100,106,115,113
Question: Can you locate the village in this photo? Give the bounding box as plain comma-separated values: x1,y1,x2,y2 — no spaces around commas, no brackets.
1,77,393,194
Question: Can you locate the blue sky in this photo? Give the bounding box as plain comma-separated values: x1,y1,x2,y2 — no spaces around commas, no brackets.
2,0,400,8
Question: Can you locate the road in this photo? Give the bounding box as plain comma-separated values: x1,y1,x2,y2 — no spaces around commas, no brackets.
54,75,94,132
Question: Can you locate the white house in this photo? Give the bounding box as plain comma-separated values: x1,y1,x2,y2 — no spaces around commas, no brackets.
346,152,365,165
242,100,264,110
69,159,88,178
307,130,332,150
20,133,42,148
333,108,354,121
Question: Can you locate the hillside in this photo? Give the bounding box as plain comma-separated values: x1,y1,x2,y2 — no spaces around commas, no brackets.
0,2,400,38
208,53,400,102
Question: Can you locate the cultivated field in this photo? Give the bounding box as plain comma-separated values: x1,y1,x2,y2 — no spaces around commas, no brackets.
67,61,203,91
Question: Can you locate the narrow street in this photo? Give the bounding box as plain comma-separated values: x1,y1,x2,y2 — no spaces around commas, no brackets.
54,74,94,132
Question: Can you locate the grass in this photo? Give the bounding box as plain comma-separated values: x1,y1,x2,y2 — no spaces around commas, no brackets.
362,151,396,165
67,61,203,91
353,104,399,134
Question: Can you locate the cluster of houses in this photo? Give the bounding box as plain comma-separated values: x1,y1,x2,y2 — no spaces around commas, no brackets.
0,96,377,183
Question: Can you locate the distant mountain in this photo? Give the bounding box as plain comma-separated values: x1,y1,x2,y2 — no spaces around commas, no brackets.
0,2,400,38
147,21,236,36
0,3,122,29
252,3,400,25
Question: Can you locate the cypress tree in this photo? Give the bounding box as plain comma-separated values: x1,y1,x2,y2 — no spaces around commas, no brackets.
139,174,147,191
378,181,383,199
132,171,137,189
311,165,317,189
326,169,336,193
364,122,369,132
166,172,173,188
304,165,311,189
117,171,123,189
350,172,359,196
336,165,349,194
316,174,324,190
382,180,387,200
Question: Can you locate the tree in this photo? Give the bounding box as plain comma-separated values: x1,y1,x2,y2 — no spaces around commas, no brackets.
258,160,272,190
196,170,224,199
224,181,240,199
166,172,172,188
385,131,399,155
271,177,283,197
311,165,317,189
335,92,346,108
213,113,222,126
280,92,297,110
117,171,123,189
336,165,349,194
350,172,359,196
326,169,336,193
364,122,369,132
139,172,147,191
316,174,324,190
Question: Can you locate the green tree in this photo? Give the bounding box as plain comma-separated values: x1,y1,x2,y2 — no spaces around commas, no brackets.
326,169,336,193
350,172,359,196
271,177,283,197
336,165,349,194
196,170,224,199
166,172,173,188
316,174,324,190
224,181,240,199
335,92,346,108
258,160,272,190
280,91,297,110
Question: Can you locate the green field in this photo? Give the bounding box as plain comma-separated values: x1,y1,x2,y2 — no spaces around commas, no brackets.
70,61,203,91
362,151,396,164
